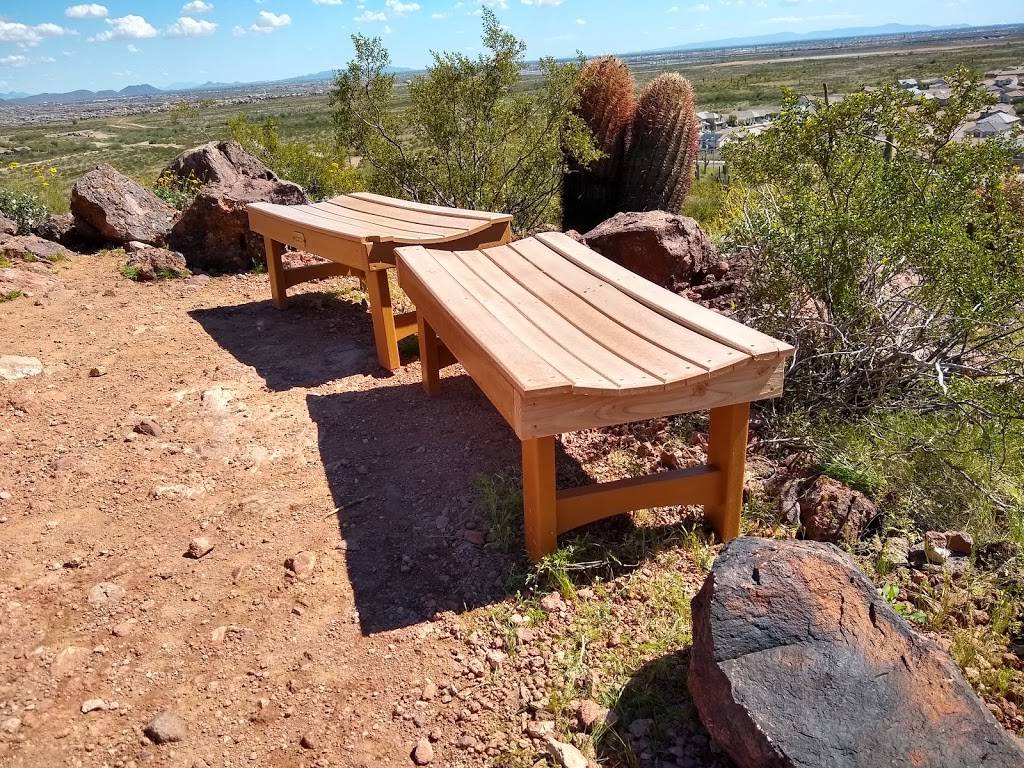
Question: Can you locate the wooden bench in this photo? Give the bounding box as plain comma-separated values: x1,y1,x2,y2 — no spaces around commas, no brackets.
396,232,794,560
247,193,512,371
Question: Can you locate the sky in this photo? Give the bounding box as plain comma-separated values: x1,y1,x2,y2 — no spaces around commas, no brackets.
0,0,1021,94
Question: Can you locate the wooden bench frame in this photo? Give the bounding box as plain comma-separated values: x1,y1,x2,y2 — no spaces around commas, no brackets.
247,194,512,371
398,236,791,560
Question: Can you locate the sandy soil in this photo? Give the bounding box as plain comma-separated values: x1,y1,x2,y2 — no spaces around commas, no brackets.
0,251,540,767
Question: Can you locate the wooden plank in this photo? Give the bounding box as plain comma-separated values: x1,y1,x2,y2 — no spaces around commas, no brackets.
329,196,474,233
455,248,663,394
536,232,792,361
516,357,785,439
397,246,572,395
556,466,723,534
365,268,401,371
349,192,512,223
398,264,520,427
511,238,744,374
394,311,418,341
705,402,750,542
248,203,381,242
523,436,558,560
283,262,359,289
418,315,441,396
483,244,702,386
264,237,287,310
248,209,375,271
311,202,454,239
436,251,616,393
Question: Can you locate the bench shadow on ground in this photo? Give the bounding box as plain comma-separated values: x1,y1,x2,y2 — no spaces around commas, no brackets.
189,292,397,391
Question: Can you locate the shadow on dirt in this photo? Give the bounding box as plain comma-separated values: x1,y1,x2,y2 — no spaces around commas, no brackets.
306,370,599,635
189,292,400,391
600,648,731,768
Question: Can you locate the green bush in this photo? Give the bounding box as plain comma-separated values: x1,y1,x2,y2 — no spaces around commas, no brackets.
0,187,48,233
331,9,598,232
228,115,361,201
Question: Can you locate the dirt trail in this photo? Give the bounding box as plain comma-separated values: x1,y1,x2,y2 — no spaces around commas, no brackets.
0,251,527,767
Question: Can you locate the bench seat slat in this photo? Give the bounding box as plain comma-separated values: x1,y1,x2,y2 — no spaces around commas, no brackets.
536,232,791,360
305,203,446,239
349,192,512,223
398,246,573,395
331,196,482,232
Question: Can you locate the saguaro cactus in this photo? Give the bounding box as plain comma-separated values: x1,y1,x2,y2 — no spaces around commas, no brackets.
618,73,700,214
562,56,637,233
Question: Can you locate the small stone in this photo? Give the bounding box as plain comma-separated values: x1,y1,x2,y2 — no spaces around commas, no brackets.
486,650,507,670
540,592,566,612
946,531,974,556
575,700,615,733
88,582,125,607
143,710,187,744
299,732,317,750
88,366,107,378
285,551,316,580
81,698,108,714
412,737,434,765
421,681,438,701
133,418,162,437
629,719,652,738
0,355,43,382
526,720,555,739
111,619,136,637
186,537,214,559
462,529,485,546
545,737,589,768
924,532,951,565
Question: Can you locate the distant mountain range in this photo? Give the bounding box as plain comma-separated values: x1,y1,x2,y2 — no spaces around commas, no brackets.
2,22,1020,107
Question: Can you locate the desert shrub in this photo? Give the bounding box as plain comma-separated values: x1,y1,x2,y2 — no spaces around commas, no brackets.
228,115,361,201
152,170,204,210
724,69,1024,541
0,186,48,233
330,9,598,232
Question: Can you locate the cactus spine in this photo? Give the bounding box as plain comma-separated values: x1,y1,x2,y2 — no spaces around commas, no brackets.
618,73,700,214
562,57,637,233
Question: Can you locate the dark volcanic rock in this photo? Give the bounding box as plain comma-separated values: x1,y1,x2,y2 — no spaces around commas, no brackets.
34,213,102,250
169,177,307,273
0,215,16,236
688,537,1024,768
164,140,278,187
71,164,176,246
583,211,717,289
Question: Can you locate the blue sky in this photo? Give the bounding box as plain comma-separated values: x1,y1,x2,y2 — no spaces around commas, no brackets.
0,0,1021,94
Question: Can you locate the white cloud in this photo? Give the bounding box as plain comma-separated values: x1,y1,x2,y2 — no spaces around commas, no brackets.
65,3,108,18
313,0,344,4
166,16,218,37
575,17,586,24
521,0,562,5
386,0,421,14
0,20,75,46
127,43,140,53
248,11,292,33
182,1,215,13
0,55,28,67
91,15,158,42
355,10,387,21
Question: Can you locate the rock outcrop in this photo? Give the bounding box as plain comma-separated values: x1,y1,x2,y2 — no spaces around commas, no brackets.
71,165,176,246
0,215,16,236
0,235,69,264
34,213,102,251
168,176,306,273
124,248,189,281
688,537,1024,768
164,140,278,187
583,211,717,289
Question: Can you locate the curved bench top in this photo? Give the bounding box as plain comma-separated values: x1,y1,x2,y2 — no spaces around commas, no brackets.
396,232,793,399
248,192,513,246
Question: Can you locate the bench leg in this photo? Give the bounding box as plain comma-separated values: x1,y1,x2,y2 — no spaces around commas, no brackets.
264,237,288,310
705,402,750,542
418,315,441,396
523,436,558,561
365,268,401,371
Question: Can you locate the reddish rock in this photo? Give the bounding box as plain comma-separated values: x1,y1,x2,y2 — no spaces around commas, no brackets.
125,248,189,281
168,177,306,273
779,475,875,544
71,165,176,246
688,537,1024,768
0,215,16,236
0,265,63,300
0,235,69,264
164,140,278,186
583,211,717,289
34,213,102,250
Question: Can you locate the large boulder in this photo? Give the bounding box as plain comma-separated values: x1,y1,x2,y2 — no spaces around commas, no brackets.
583,211,717,289
71,164,176,246
778,474,876,544
689,537,1024,768
163,140,278,187
33,213,102,251
124,248,190,281
0,215,16,236
168,177,307,273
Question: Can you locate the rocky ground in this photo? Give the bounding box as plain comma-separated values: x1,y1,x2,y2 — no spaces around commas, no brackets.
0,250,740,768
